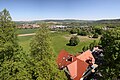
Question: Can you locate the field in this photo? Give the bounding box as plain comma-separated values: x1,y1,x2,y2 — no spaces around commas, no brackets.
17,28,38,34
18,36,33,54
18,29,99,56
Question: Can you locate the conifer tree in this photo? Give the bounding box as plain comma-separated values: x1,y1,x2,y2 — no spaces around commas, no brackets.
30,24,67,80
30,24,52,61
0,9,30,80
0,9,18,62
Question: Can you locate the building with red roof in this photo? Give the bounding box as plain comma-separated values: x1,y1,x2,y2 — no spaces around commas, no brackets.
56,49,98,80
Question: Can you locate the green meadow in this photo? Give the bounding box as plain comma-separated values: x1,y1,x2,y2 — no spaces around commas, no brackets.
18,29,99,56
17,28,38,34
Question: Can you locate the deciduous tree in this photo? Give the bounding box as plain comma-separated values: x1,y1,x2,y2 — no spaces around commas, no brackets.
69,36,79,46
100,29,120,79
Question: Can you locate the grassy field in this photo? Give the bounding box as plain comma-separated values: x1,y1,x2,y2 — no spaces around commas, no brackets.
18,31,99,56
18,36,33,53
51,32,99,55
17,28,38,34
17,28,38,53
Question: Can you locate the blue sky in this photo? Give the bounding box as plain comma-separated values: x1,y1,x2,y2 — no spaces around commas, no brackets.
0,0,120,21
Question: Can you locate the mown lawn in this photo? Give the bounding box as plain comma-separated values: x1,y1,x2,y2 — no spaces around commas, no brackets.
17,28,38,34
51,32,99,56
18,31,99,56
18,36,33,53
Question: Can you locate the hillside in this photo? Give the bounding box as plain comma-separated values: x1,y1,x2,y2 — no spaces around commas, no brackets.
14,19,120,25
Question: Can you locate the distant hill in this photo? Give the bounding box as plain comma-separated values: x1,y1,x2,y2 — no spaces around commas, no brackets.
14,19,120,25
95,19,120,23
14,19,94,25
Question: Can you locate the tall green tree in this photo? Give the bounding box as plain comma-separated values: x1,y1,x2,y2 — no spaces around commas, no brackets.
30,24,52,61
0,9,18,62
30,24,67,80
100,29,120,79
0,9,30,80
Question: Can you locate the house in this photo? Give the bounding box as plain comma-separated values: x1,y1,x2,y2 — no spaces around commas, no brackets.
17,24,40,28
56,49,99,80
49,25,67,29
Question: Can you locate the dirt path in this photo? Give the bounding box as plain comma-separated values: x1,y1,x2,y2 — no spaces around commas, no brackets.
18,33,36,36
18,31,56,37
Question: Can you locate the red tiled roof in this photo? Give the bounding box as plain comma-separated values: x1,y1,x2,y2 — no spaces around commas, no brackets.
56,50,72,69
76,50,95,64
56,50,94,80
67,58,88,80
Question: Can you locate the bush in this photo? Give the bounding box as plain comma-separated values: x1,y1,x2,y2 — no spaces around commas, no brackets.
92,33,99,38
69,36,79,46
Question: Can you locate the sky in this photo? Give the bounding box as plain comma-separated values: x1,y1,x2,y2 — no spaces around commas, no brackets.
0,0,120,21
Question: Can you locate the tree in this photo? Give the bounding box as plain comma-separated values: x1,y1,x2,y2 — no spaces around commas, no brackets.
100,29,120,79
78,30,87,36
89,40,98,50
95,28,103,35
82,46,89,51
0,9,17,61
92,33,99,38
30,23,54,61
70,28,77,34
69,36,79,46
0,9,30,79
82,40,98,51
30,24,67,80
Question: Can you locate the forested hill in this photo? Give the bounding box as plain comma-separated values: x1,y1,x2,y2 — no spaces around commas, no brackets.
14,19,93,25
14,19,120,25
95,19,120,23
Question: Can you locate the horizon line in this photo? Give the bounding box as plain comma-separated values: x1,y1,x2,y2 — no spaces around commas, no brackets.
13,18,120,21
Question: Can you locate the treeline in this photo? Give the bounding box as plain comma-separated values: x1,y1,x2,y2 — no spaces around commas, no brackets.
69,27,102,38
0,9,67,80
